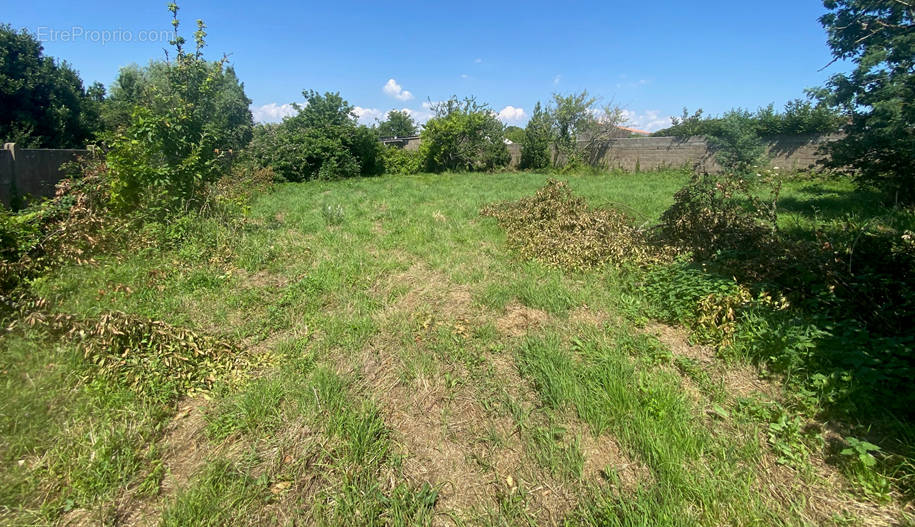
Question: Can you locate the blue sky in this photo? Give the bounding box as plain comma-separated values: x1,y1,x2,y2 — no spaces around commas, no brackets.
5,1,848,131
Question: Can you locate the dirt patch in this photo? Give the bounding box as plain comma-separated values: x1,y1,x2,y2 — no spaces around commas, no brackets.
644,322,776,399
117,397,211,527
496,303,549,337
380,264,475,321
568,306,611,327
241,269,290,290
360,345,497,521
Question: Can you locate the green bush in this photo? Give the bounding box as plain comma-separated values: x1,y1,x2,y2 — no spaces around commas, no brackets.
659,172,784,280
105,4,252,211
381,146,422,175
248,91,382,182
519,102,552,170
419,96,510,172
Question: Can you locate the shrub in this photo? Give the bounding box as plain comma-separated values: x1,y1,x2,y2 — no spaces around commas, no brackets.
419,96,510,172
1,156,115,297
520,102,552,170
660,172,783,280
381,146,422,175
105,4,251,211
707,110,768,174
248,91,382,182
481,179,663,271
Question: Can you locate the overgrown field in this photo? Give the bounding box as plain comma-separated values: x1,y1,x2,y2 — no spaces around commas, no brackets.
1,170,911,525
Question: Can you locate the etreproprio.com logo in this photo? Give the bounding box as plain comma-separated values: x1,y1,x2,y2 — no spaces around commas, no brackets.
35,26,175,45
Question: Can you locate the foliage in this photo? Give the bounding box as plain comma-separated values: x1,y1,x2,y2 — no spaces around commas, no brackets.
816,0,915,204
706,110,768,174
107,62,253,151
547,92,628,170
656,102,844,173
660,172,783,279
519,101,552,170
0,156,116,297
504,125,525,144
105,4,253,211
380,145,423,175
321,203,345,226
418,96,510,172
376,109,418,138
481,179,663,270
549,91,596,169
13,305,255,401
656,101,844,138
0,25,103,147
248,91,382,182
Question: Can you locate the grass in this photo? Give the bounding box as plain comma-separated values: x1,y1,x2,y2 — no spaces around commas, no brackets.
0,169,909,525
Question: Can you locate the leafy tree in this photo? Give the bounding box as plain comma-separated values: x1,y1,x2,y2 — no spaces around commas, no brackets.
106,3,253,210
817,0,915,203
418,96,510,172
102,60,253,151
0,25,102,147
656,102,842,138
708,110,767,174
504,125,526,144
550,91,597,167
377,110,418,138
520,102,552,170
249,90,382,181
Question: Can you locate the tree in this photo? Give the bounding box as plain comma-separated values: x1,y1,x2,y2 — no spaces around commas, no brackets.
106,3,254,209
817,0,915,203
504,125,525,144
377,110,418,138
0,25,102,147
520,102,552,170
707,109,767,174
418,96,510,172
550,91,597,166
249,90,382,181
102,60,253,151
549,92,628,168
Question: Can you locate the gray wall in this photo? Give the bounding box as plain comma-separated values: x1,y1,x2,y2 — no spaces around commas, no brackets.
1,143,92,207
518,134,839,172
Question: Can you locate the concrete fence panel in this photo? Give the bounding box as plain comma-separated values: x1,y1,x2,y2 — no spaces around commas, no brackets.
1,143,92,207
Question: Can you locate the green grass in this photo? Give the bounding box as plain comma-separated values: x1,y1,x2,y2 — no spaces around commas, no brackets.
1,169,907,525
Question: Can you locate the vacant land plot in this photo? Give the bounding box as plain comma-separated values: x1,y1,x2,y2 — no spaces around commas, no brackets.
0,171,907,525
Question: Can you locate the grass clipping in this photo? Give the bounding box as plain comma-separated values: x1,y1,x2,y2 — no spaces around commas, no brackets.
481,179,662,271
17,304,260,398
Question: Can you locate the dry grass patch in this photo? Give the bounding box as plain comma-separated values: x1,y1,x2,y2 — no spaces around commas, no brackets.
496,303,550,338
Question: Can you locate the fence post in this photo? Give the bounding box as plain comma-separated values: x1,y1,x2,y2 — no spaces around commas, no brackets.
1,143,16,208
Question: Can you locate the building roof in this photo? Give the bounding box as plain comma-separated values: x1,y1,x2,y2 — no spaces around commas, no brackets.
616,126,651,136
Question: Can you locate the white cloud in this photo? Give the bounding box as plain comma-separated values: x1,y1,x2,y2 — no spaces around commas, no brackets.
400,106,434,124
460,73,469,79
383,78,414,101
474,58,483,63
497,105,527,124
352,106,384,125
620,109,672,133
251,102,299,123
553,74,561,85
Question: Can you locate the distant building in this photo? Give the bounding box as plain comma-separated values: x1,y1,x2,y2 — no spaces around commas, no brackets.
615,126,651,137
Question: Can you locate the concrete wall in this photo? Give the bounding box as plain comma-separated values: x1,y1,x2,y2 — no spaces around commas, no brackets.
541,134,838,173
388,133,837,173
0,143,92,207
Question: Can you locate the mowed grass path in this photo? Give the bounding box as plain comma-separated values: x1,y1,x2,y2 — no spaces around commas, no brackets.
1,171,897,525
